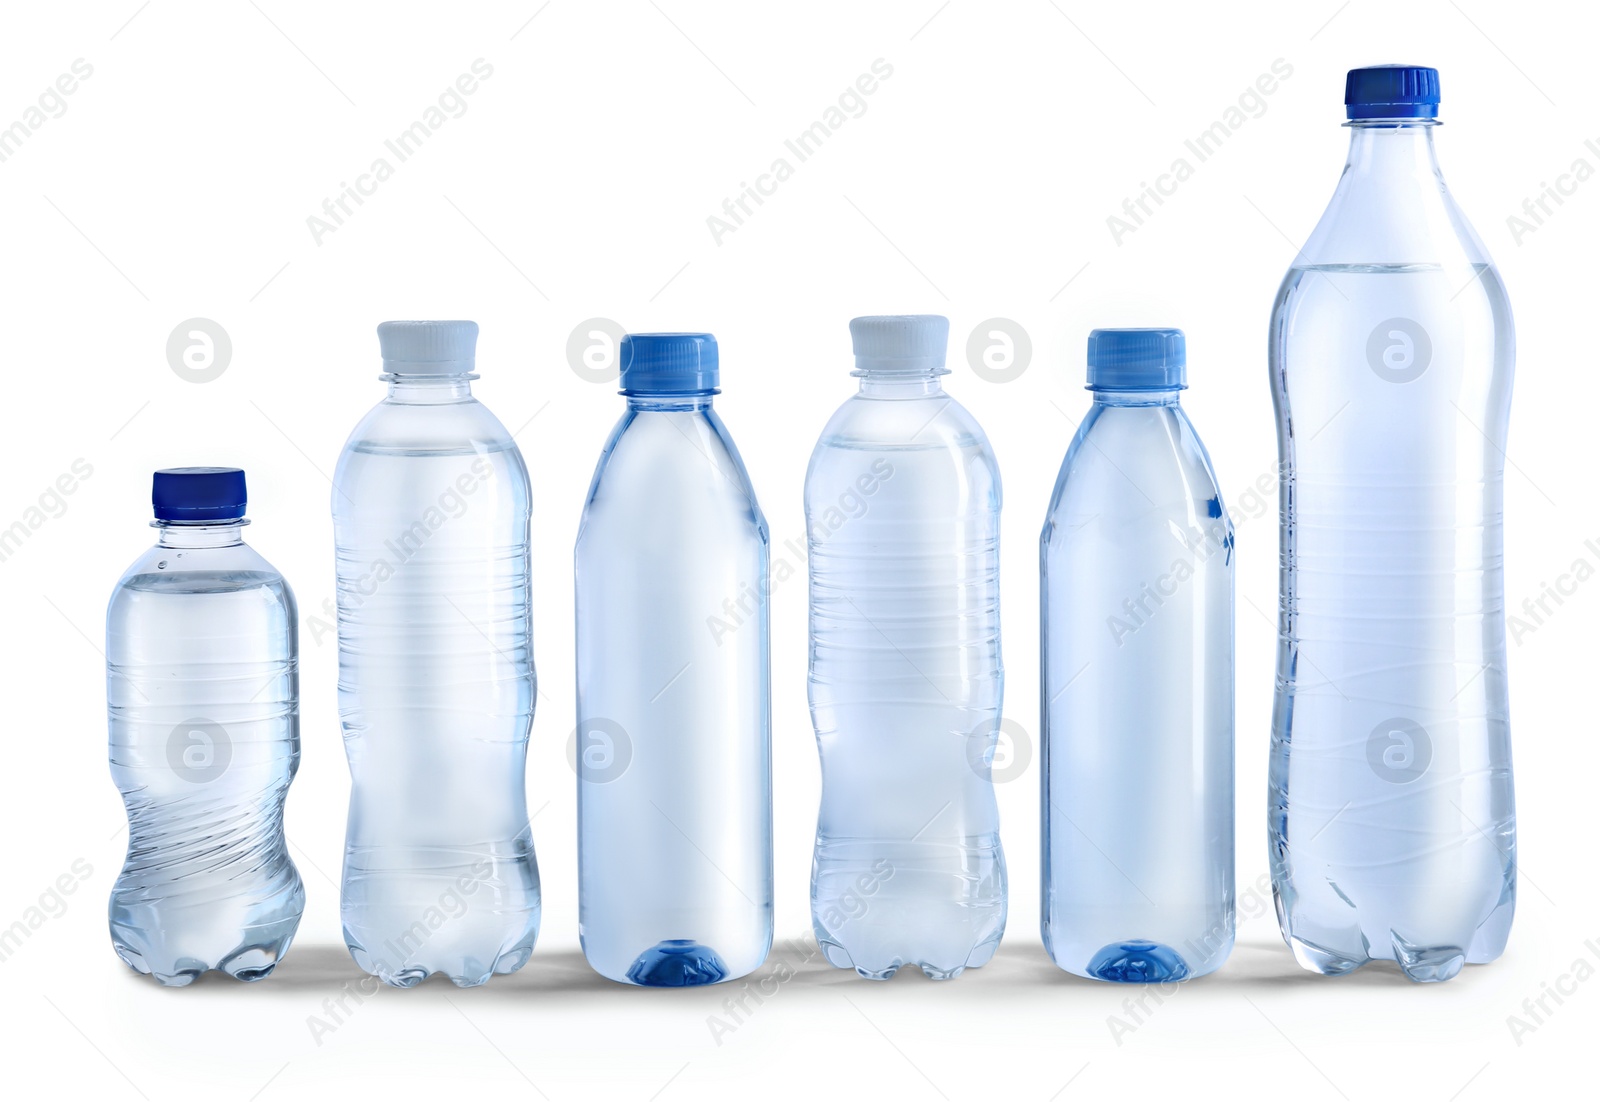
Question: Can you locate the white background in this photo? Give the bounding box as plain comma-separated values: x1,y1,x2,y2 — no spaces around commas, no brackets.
0,1,1594,1098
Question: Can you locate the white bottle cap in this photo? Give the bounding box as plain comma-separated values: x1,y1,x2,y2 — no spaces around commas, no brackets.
848,315,949,374
377,320,479,375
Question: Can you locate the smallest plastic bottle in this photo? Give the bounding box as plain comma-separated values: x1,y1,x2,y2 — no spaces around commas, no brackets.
1040,330,1234,982
107,468,303,985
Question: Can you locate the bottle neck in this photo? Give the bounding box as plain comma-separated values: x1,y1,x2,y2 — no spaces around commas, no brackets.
1342,120,1443,188
156,522,246,548
1091,388,1180,407
625,393,715,412
856,371,946,398
386,374,475,403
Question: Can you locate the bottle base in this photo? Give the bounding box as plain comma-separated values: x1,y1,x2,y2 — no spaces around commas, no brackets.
346,937,536,988
840,960,968,982
113,934,297,987
1285,932,1468,983
1083,940,1191,984
818,932,1001,982
810,837,1007,982
623,939,729,987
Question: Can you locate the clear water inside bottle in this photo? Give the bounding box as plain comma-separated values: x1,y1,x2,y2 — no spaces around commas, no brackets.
807,383,1007,980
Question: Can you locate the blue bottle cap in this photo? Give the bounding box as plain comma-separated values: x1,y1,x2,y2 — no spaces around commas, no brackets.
619,333,719,395
1086,328,1186,391
848,315,949,374
1345,65,1439,120
152,467,247,522
377,320,478,375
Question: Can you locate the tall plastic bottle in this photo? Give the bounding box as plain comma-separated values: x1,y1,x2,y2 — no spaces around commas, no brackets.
575,332,772,986
108,467,303,985
1040,330,1234,983
333,320,540,988
1269,66,1515,981
806,315,1007,980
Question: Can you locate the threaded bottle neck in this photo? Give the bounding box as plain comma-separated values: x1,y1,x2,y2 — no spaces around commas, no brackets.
156,522,246,548
1091,388,1181,407
386,376,475,403
626,393,715,411
857,371,945,398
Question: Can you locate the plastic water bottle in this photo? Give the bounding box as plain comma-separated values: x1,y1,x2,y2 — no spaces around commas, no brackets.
333,321,540,987
1269,66,1515,982
107,468,303,985
575,332,772,986
805,315,1006,980
1040,330,1234,983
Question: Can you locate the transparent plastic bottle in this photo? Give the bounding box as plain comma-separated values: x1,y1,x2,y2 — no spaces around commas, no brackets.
806,315,1007,981
107,467,303,986
1040,330,1234,983
1269,66,1515,981
333,321,540,988
575,332,772,986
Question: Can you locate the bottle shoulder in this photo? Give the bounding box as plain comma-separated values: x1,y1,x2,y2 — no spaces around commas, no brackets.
578,407,766,543
337,393,521,459
590,407,752,473
1045,403,1225,529
806,389,1001,493
332,394,530,518
109,539,294,610
812,388,992,449
1295,139,1497,270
